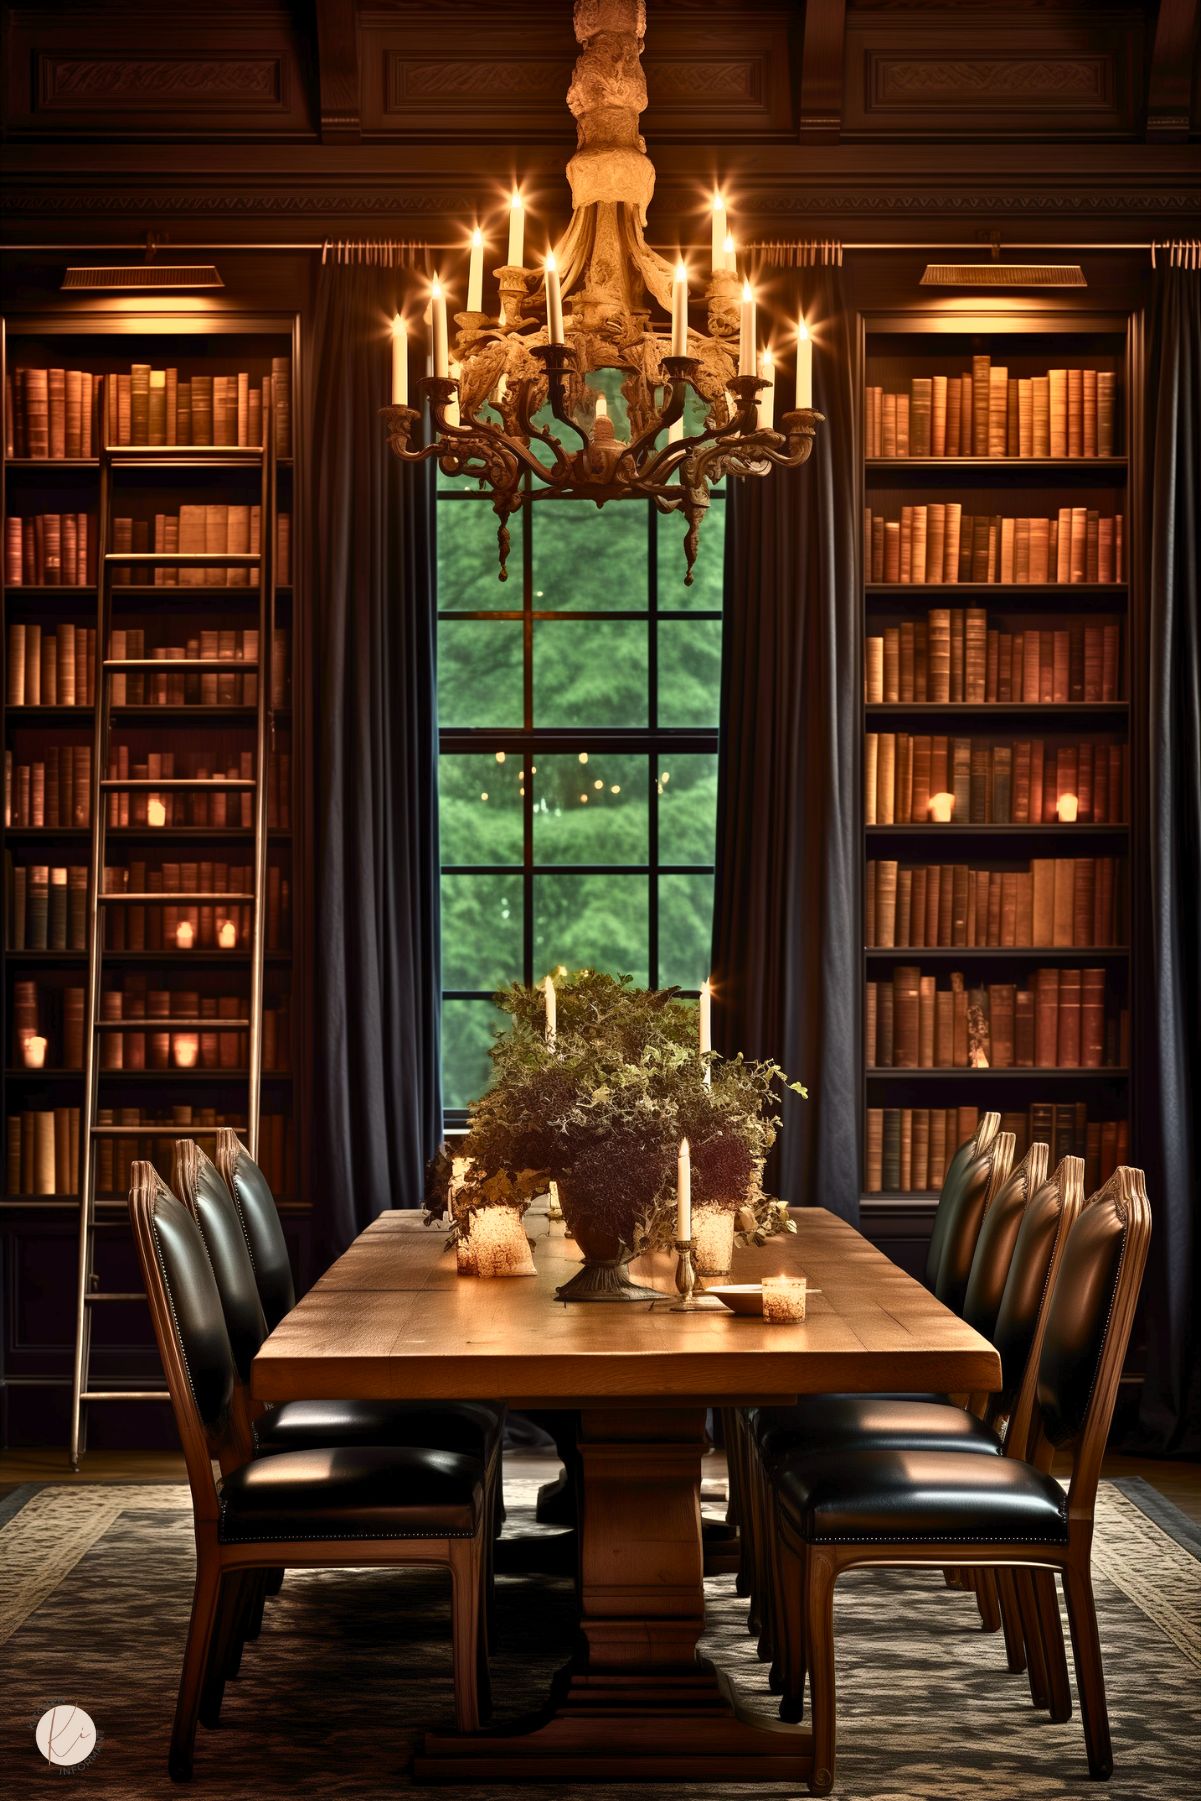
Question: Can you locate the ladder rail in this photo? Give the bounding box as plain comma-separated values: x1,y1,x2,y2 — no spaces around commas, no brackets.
247,405,274,1160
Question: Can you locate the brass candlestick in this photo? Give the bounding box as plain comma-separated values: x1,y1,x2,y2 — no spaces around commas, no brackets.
670,1237,702,1311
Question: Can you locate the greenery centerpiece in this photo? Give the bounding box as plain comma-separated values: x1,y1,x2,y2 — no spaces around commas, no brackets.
426,970,805,1301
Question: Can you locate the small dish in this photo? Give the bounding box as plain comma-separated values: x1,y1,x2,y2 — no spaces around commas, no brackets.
706,1284,764,1316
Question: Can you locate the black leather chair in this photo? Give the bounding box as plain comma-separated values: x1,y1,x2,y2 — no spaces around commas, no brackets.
128,1164,489,1782
769,1166,1151,1794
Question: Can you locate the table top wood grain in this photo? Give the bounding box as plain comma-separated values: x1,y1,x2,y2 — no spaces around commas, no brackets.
252,1208,1001,1406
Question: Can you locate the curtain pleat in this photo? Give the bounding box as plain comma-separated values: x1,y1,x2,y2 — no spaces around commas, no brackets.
1133,260,1201,1453
309,264,441,1257
711,264,861,1220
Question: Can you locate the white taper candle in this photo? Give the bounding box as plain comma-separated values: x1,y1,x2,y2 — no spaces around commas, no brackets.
507,190,524,267
544,973,557,1045
711,194,726,277
544,251,564,344
677,1138,692,1242
430,278,449,379
467,227,485,313
671,259,689,358
738,279,756,378
390,316,407,406
796,319,813,410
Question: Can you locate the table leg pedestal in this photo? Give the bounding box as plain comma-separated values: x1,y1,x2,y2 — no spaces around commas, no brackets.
415,1406,812,1785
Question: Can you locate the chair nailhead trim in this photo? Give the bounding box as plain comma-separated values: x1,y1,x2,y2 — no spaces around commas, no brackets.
217,1520,476,1543
807,1529,1069,1544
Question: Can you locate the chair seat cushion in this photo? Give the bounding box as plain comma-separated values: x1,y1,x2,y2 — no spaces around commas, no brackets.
254,1398,502,1460
218,1446,483,1543
753,1396,1001,1461
774,1448,1068,1545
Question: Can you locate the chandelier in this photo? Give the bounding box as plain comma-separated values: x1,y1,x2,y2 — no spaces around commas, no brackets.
381,0,823,585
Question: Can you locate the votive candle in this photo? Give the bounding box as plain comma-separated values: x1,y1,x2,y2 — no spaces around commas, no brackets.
928,791,955,822
217,920,237,950
148,798,166,828
175,921,194,949
174,1033,199,1071
1057,793,1079,822
24,1034,47,1069
762,1274,807,1324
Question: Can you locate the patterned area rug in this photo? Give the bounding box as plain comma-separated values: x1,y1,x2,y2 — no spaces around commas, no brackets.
1,1474,1197,1799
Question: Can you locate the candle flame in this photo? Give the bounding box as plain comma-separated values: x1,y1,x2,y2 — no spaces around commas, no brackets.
471,225,483,247
742,278,753,301
713,191,725,213
391,313,405,339
724,232,735,258
797,319,810,342
760,349,773,376
674,257,687,282
595,392,608,418
680,1137,690,1155
510,189,523,211
545,249,557,272
431,275,443,299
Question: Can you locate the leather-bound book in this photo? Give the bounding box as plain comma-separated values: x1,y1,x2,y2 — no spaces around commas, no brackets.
942,502,962,582
881,393,897,458
1067,366,1083,458
1012,740,1031,822
876,859,898,947
1086,509,1100,582
896,732,913,822
931,375,948,457
191,373,213,445
864,733,878,825
1052,857,1075,947
991,744,1012,823
1077,741,1094,820
951,736,972,822
987,365,1009,456
1069,507,1088,583
946,378,961,459
989,983,1016,1067
1057,968,1082,1066
918,976,936,1067
899,621,915,701
1034,968,1060,1066
896,866,913,946
986,871,1002,946
925,863,942,946
48,369,68,458
1081,968,1106,1068
911,735,931,822
876,732,895,824
1097,369,1116,456
872,515,885,581
935,987,955,1068
884,521,901,583
176,378,192,444
878,981,894,1067
272,355,293,456
865,635,884,703
865,1109,884,1194
1049,370,1068,456
892,965,921,1069
1083,368,1098,457
971,355,990,455
999,871,1019,946
951,863,969,946
1015,868,1034,945
1015,989,1035,1066
882,1110,901,1190
1073,858,1095,947
986,627,1000,700
910,867,927,946
1095,856,1116,945
964,608,986,703
910,377,932,456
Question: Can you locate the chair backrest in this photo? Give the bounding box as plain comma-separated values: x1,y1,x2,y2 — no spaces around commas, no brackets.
216,1127,296,1330
128,1162,250,1520
930,1128,1014,1318
172,1139,269,1387
961,1139,1051,1345
924,1110,1002,1290
1031,1166,1151,1517
991,1154,1083,1435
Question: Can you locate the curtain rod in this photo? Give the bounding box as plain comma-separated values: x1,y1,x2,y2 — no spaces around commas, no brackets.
0,240,1173,254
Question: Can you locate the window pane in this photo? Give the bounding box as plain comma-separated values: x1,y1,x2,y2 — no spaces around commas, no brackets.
658,873,713,990
534,873,648,984
440,875,523,990
534,754,647,866
532,501,647,612
436,499,522,609
442,999,502,1110
657,498,725,612
533,619,647,726
439,752,524,865
658,616,722,727
438,619,524,727
658,754,718,866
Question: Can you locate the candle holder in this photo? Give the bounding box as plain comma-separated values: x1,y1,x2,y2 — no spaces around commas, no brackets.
762,1273,808,1324
669,1237,701,1310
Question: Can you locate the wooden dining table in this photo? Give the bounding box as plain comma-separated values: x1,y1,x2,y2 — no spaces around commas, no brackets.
252,1205,1001,1787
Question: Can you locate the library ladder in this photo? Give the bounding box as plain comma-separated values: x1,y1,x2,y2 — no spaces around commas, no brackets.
69,423,276,1466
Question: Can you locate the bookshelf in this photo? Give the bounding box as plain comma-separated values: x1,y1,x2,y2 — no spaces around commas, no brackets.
859,307,1134,1216
1,307,301,1446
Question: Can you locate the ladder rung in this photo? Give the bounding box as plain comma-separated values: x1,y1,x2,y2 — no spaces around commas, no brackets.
100,891,257,905
91,1124,227,1137
84,1292,145,1303
80,1390,170,1402
100,777,255,790
105,658,259,672
105,552,261,565
94,1017,252,1031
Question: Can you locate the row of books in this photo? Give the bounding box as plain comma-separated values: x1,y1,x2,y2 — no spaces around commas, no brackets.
108,629,289,708
866,967,1129,1070
864,506,1124,586
5,747,91,828
864,363,1118,460
865,1104,1129,1197
4,859,291,950
5,358,293,458
112,508,292,586
865,614,1122,705
5,514,92,586
865,734,1126,826
865,857,1123,950
6,863,87,949
5,1106,291,1198
6,623,97,707
13,993,290,1074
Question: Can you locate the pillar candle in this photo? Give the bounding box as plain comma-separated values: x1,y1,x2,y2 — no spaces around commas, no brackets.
430,278,449,379
677,1138,692,1242
507,190,524,267
544,973,557,1045
699,979,712,1085
467,227,485,313
757,350,774,431
544,252,564,344
711,194,726,276
671,259,689,358
796,319,813,410
738,280,756,378
390,316,408,406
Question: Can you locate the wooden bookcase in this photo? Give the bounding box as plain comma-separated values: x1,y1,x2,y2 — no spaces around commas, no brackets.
0,305,302,1442
858,303,1134,1225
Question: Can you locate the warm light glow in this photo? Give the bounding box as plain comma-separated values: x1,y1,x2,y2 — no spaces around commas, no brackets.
471,226,483,247
174,1033,200,1071
1057,792,1079,822
595,392,608,419
545,249,556,272
742,278,753,301
148,798,166,828
496,750,506,763
724,232,735,262
217,920,237,950
610,784,621,794
762,1272,807,1324
579,793,589,803
928,791,955,822
510,188,523,211
593,778,604,790
175,922,194,949
712,192,725,214
675,257,688,282
391,314,404,339
431,275,443,300
797,319,810,343
578,751,588,764
23,1035,47,1070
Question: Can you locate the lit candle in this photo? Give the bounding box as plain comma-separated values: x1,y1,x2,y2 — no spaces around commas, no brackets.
595,392,608,420
723,231,736,274
430,277,449,379
175,921,194,950
544,973,557,1046
544,251,564,345
762,1273,807,1324
757,350,774,431
174,1033,199,1071
217,919,237,950
711,193,726,276
1057,793,1079,822
467,226,485,313
796,319,813,410
507,189,524,267
928,791,955,823
699,978,712,1085
677,1138,691,1242
390,315,407,406
738,279,756,378
671,259,689,358
24,1034,47,1069
447,359,461,428
148,798,166,828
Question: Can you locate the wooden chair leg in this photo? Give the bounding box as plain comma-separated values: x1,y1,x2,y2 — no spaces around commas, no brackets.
805,1547,838,1796
1063,1563,1114,1779
169,1549,223,1781
996,1569,1028,1674
262,1566,284,1596
975,1568,1003,1633
777,1537,808,1724
1016,1569,1051,1708
447,1540,483,1732
199,1572,252,1728
241,1574,267,1643
1033,1570,1072,1723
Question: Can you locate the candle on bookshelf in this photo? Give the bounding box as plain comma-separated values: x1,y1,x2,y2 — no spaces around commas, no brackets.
217,919,237,950
467,226,485,313
928,791,956,822
24,1035,47,1070
175,922,194,950
390,316,408,407
1057,792,1079,823
174,1033,199,1071
676,1137,691,1242
147,798,166,828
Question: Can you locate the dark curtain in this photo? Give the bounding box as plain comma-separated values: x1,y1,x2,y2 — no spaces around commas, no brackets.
1133,260,1201,1454
309,263,441,1259
711,263,860,1220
